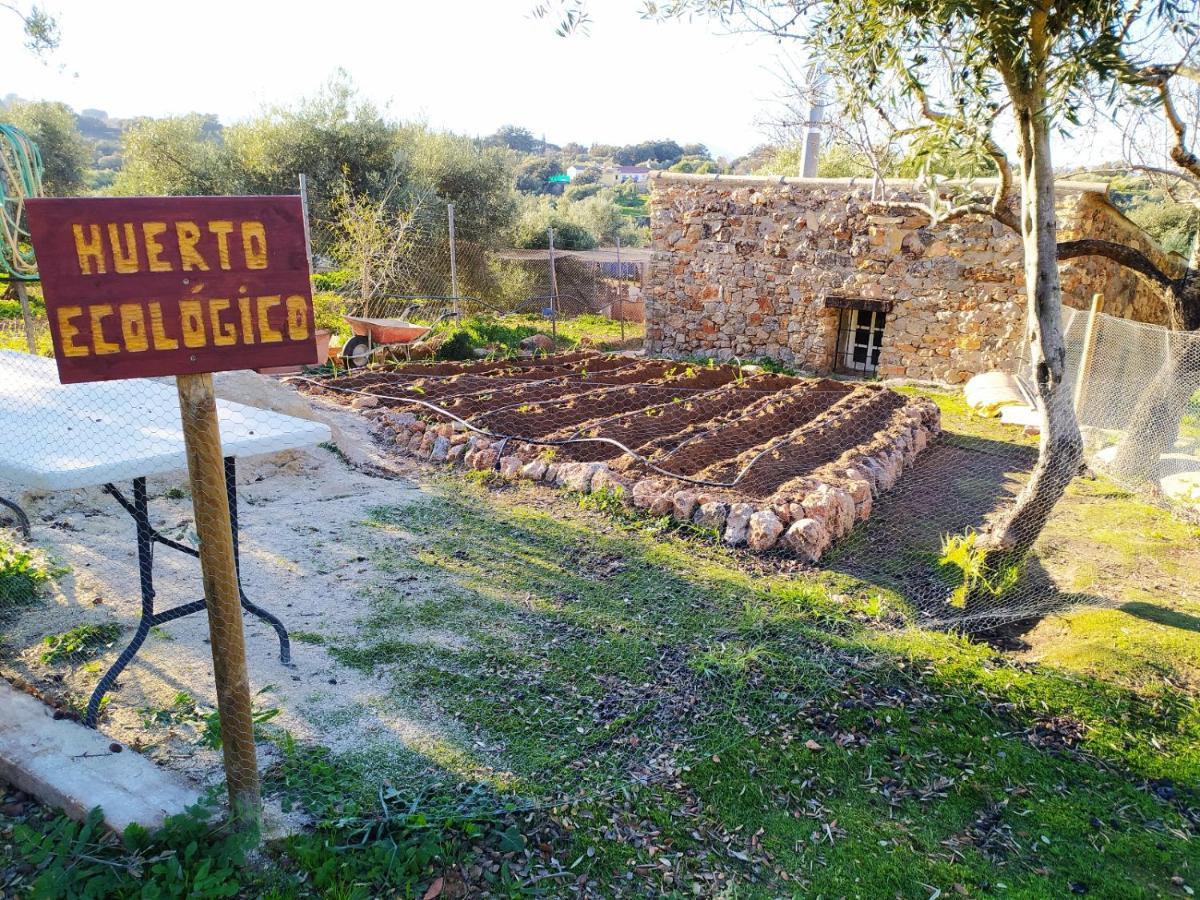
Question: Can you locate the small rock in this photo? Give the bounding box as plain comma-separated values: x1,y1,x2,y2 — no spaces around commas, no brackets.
350,395,378,409
783,517,830,562
693,501,728,531
519,334,556,353
723,502,756,546
498,456,522,479
562,462,602,493
522,459,549,481
672,491,699,522
471,449,499,471
747,509,784,550
430,436,451,462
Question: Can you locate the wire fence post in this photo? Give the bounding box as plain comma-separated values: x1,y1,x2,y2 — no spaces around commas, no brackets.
176,373,262,834
448,202,460,324
15,281,36,354
615,235,625,344
547,227,559,342
1073,292,1103,416
298,174,313,275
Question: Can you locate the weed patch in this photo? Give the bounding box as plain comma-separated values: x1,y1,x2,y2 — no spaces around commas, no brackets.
40,622,122,665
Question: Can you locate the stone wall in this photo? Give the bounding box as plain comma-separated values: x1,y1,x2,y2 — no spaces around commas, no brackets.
646,173,1172,384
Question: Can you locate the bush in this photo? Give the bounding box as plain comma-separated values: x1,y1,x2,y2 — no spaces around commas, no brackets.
312,269,354,293
312,291,351,339
437,330,477,360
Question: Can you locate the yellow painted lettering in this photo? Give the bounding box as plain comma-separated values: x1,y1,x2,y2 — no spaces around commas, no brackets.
148,302,179,350
72,224,106,275
179,300,207,348
56,306,89,356
175,221,210,271
107,223,141,274
256,295,283,343
241,221,268,269
142,222,171,272
237,296,256,344
208,299,237,346
284,294,310,341
89,305,120,355
208,220,234,270
119,304,149,352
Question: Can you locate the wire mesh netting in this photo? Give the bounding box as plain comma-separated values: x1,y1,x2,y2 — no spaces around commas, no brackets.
1057,307,1200,514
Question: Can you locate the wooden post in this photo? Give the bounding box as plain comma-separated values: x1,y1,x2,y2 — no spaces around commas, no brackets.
175,373,261,831
15,281,36,354
447,202,460,324
547,227,559,342
1073,292,1104,417
615,236,625,343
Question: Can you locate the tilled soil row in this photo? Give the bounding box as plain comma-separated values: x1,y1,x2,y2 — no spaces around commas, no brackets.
320,353,940,558
695,386,907,496
639,379,855,478
474,365,742,438
546,373,800,463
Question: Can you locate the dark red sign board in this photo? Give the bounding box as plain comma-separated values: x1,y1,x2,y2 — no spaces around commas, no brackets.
25,195,317,384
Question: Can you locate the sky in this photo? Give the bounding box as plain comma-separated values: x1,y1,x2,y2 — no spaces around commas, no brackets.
4,0,792,159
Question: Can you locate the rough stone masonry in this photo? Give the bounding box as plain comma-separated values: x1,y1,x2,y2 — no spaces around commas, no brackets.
645,173,1170,384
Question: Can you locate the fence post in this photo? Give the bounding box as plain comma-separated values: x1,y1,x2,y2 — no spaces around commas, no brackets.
615,236,625,343
547,227,559,342
447,202,460,323
1073,292,1104,417
15,281,36,354
298,174,313,275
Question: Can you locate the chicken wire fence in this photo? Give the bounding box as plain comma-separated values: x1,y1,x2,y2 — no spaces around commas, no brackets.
322,199,644,349
1057,307,1200,514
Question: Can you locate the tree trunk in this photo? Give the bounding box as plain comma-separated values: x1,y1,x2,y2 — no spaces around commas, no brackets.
981,101,1083,571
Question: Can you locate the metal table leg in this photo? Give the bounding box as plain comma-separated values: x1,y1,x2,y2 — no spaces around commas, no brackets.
225,457,291,666
84,458,291,728
0,496,31,538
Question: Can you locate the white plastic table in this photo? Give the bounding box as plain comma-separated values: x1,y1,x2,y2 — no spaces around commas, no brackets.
0,350,331,726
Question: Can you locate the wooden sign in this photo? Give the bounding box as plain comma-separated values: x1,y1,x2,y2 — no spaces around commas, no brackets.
25,196,316,384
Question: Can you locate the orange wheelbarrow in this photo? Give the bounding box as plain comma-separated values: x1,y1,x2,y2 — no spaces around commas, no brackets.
340,316,431,369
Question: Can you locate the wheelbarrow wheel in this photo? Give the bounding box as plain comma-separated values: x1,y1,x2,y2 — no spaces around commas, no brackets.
342,335,372,369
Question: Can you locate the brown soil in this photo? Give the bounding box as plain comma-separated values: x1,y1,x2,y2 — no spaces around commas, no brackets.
645,379,854,477
549,374,800,463
319,354,919,500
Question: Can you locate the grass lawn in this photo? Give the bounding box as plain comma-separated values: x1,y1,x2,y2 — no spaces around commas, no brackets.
1,388,1197,898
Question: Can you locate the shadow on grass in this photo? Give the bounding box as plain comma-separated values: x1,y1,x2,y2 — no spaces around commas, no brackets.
234,479,1200,896
1120,599,1200,634
823,431,1108,633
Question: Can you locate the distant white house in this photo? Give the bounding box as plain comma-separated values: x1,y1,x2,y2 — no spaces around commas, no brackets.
600,165,651,190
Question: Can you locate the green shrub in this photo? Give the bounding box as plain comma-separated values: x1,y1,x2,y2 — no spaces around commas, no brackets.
312,291,351,339
312,268,355,293
437,330,477,361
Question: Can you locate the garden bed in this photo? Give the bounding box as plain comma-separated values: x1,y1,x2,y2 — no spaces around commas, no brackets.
306,352,940,558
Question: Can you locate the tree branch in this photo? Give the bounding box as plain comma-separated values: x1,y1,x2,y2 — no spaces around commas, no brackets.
1140,63,1200,180
908,82,1019,230
1056,239,1175,288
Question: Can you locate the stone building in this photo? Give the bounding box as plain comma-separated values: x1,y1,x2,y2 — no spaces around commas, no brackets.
645,172,1172,384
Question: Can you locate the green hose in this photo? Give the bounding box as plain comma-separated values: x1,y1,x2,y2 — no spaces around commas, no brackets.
0,123,44,281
